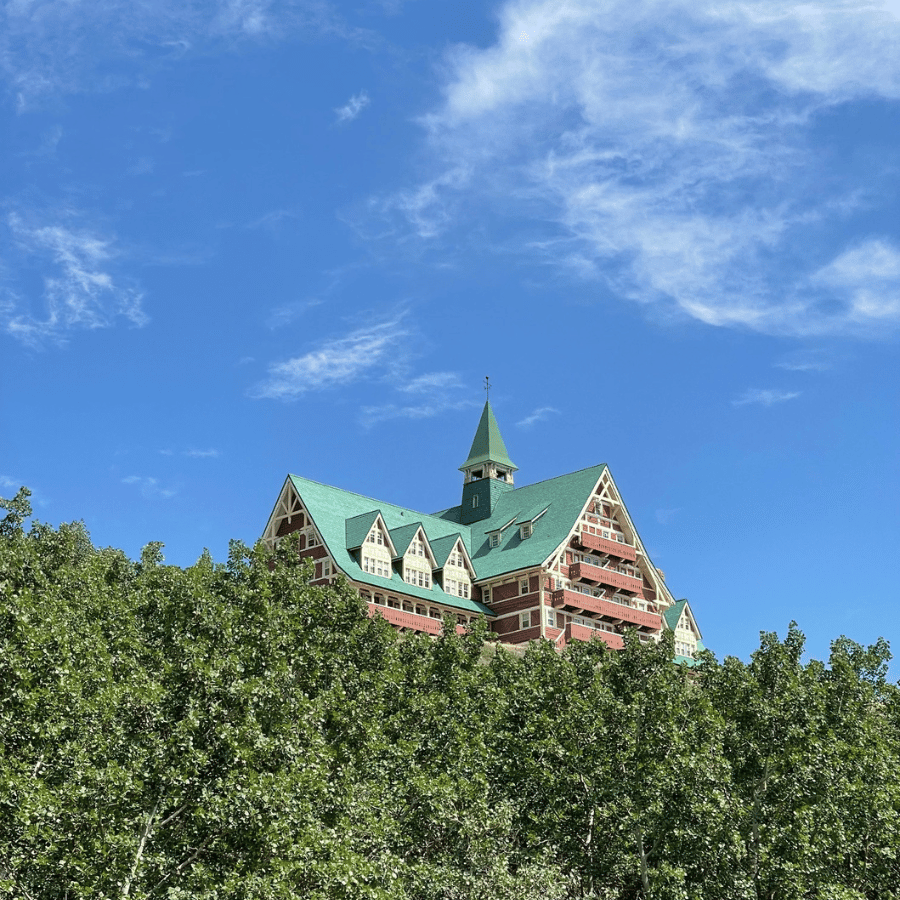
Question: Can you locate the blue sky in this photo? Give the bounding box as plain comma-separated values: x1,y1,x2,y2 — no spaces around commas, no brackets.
2,0,899,667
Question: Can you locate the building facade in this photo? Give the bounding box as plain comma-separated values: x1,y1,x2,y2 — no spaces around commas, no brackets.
262,401,703,659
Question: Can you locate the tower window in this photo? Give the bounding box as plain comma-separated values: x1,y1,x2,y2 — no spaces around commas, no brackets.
472,495,479,508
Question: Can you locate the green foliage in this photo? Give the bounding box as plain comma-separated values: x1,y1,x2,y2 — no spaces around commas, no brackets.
1,492,899,898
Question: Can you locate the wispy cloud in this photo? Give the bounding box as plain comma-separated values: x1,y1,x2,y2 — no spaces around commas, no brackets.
335,91,370,124
360,398,474,427
516,406,559,428
732,388,802,407
371,0,900,337
360,370,477,426
0,475,23,492
1,212,147,346
122,475,177,499
160,448,220,458
774,349,833,372
399,371,464,393
0,0,358,107
655,508,680,526
810,239,900,324
246,209,301,231
249,315,409,400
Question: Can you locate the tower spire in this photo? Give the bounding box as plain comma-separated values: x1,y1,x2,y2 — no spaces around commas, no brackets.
458,398,517,524
459,399,517,483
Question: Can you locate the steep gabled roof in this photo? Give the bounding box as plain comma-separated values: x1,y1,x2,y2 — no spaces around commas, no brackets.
345,510,382,551
663,599,687,631
459,401,517,472
287,475,493,616
388,522,423,559
429,533,468,569
464,464,607,581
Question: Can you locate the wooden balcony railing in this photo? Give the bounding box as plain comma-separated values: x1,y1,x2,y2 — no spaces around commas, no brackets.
569,562,644,595
368,603,467,635
566,621,624,649
550,589,661,631
576,531,637,561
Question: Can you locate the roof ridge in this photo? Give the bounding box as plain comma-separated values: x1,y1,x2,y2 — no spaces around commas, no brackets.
289,474,464,528
506,463,607,491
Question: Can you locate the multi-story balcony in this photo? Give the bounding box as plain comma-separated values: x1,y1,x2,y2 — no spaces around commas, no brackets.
566,621,624,650
576,531,637,561
550,589,661,631
569,561,644,595
368,603,466,635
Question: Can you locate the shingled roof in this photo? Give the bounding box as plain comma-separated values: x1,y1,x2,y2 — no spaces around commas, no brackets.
459,401,517,472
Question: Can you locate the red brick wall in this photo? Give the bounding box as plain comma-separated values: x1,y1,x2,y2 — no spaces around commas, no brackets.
492,581,520,602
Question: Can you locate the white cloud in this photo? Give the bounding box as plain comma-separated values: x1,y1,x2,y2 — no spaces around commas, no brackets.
731,388,802,407
376,0,900,336
810,240,900,323
774,349,833,372
250,316,408,400
184,448,220,458
655,508,680,525
360,398,474,427
122,476,177,499
0,475,22,491
335,91,370,124
2,213,147,345
516,406,559,428
0,0,352,106
360,369,477,426
399,371,464,393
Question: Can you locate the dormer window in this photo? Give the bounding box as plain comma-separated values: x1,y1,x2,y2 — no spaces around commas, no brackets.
489,533,500,548
520,522,532,539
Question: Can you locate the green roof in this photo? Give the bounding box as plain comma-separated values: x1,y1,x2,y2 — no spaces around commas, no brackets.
459,401,517,472
388,522,423,559
663,599,687,631
428,533,466,568
345,510,381,550
287,475,494,616
439,464,608,581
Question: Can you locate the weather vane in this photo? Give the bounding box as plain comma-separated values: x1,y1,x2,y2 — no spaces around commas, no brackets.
484,375,491,399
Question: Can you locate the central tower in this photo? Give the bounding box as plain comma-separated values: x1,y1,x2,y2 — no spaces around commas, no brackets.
458,400,517,524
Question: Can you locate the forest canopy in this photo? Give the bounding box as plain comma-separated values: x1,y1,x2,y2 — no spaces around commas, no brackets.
1,487,898,899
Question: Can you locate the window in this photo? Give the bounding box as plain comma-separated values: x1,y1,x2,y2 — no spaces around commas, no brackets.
489,533,500,548
520,578,529,595
546,609,556,628
519,612,531,630
520,522,532,539
472,495,479,508
322,560,332,577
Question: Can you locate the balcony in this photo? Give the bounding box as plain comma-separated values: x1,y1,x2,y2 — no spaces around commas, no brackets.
368,603,467,635
576,531,637,561
569,561,644,595
550,589,662,631
567,621,624,650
